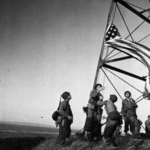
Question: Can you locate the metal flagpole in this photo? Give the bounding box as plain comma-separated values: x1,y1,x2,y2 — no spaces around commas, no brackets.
93,0,115,89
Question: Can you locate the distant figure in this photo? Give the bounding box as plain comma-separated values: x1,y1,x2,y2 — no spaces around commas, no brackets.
83,83,104,140
143,74,150,99
145,115,150,134
134,119,142,138
55,92,73,145
98,94,122,147
121,91,138,137
145,74,150,93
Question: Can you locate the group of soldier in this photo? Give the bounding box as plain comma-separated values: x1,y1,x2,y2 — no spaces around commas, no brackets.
83,83,122,146
54,84,150,147
83,83,150,146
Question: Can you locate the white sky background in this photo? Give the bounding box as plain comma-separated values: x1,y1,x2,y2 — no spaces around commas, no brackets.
0,0,150,133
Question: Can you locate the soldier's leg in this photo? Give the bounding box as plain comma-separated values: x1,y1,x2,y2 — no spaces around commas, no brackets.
129,116,136,134
55,121,67,144
84,108,94,138
66,119,72,138
103,119,118,147
124,117,129,134
103,119,118,142
132,119,140,138
91,122,101,141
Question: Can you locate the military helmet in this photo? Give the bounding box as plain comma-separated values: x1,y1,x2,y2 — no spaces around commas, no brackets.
110,94,118,103
61,91,70,100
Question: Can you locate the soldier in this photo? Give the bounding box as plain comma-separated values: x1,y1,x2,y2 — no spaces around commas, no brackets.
121,91,138,137
84,83,104,140
145,115,150,134
55,91,73,145
134,119,142,138
98,94,122,146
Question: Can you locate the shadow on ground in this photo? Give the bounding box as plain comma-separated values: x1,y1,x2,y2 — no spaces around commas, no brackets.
0,137,46,150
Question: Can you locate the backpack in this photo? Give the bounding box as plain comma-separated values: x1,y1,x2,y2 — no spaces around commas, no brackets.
52,98,68,121
52,110,60,121
52,99,61,121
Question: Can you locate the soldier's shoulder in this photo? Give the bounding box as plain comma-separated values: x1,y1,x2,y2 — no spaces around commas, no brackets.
90,90,97,94
61,101,67,106
61,100,66,104
122,99,128,103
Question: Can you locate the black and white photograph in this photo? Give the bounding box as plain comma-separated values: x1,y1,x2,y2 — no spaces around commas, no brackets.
1,0,150,150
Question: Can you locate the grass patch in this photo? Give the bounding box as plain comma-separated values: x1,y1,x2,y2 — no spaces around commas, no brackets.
1,133,150,150
33,134,150,150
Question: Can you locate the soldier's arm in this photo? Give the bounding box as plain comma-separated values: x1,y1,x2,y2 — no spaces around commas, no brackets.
145,120,149,125
58,101,68,118
121,101,124,115
89,90,100,104
97,100,107,107
90,90,99,98
121,101,127,117
131,98,138,108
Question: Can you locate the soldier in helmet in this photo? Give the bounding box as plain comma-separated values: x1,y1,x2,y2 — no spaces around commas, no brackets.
84,83,104,140
55,91,73,145
121,91,138,137
145,115,150,134
98,94,122,147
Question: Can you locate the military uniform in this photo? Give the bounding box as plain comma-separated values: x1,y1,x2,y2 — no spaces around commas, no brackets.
99,95,121,146
134,119,142,137
55,99,73,144
84,89,103,140
145,119,150,134
121,98,138,135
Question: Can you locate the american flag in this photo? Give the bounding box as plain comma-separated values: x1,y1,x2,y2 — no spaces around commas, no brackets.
105,23,150,94
105,23,120,41
105,23,150,70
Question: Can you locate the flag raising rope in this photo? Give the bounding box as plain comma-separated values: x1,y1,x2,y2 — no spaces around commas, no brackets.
105,23,150,96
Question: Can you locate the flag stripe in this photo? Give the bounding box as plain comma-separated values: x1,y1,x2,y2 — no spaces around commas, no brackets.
105,23,150,93
106,37,150,72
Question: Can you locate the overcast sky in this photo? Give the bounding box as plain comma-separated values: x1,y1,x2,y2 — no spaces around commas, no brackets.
0,0,150,132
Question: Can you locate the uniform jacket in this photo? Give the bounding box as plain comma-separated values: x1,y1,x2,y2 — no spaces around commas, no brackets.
121,98,138,117
58,101,73,118
89,90,102,105
86,90,103,121
145,119,150,127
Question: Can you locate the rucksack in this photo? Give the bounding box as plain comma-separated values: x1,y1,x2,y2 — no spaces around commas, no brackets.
52,110,60,121
52,98,68,121
52,99,61,121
